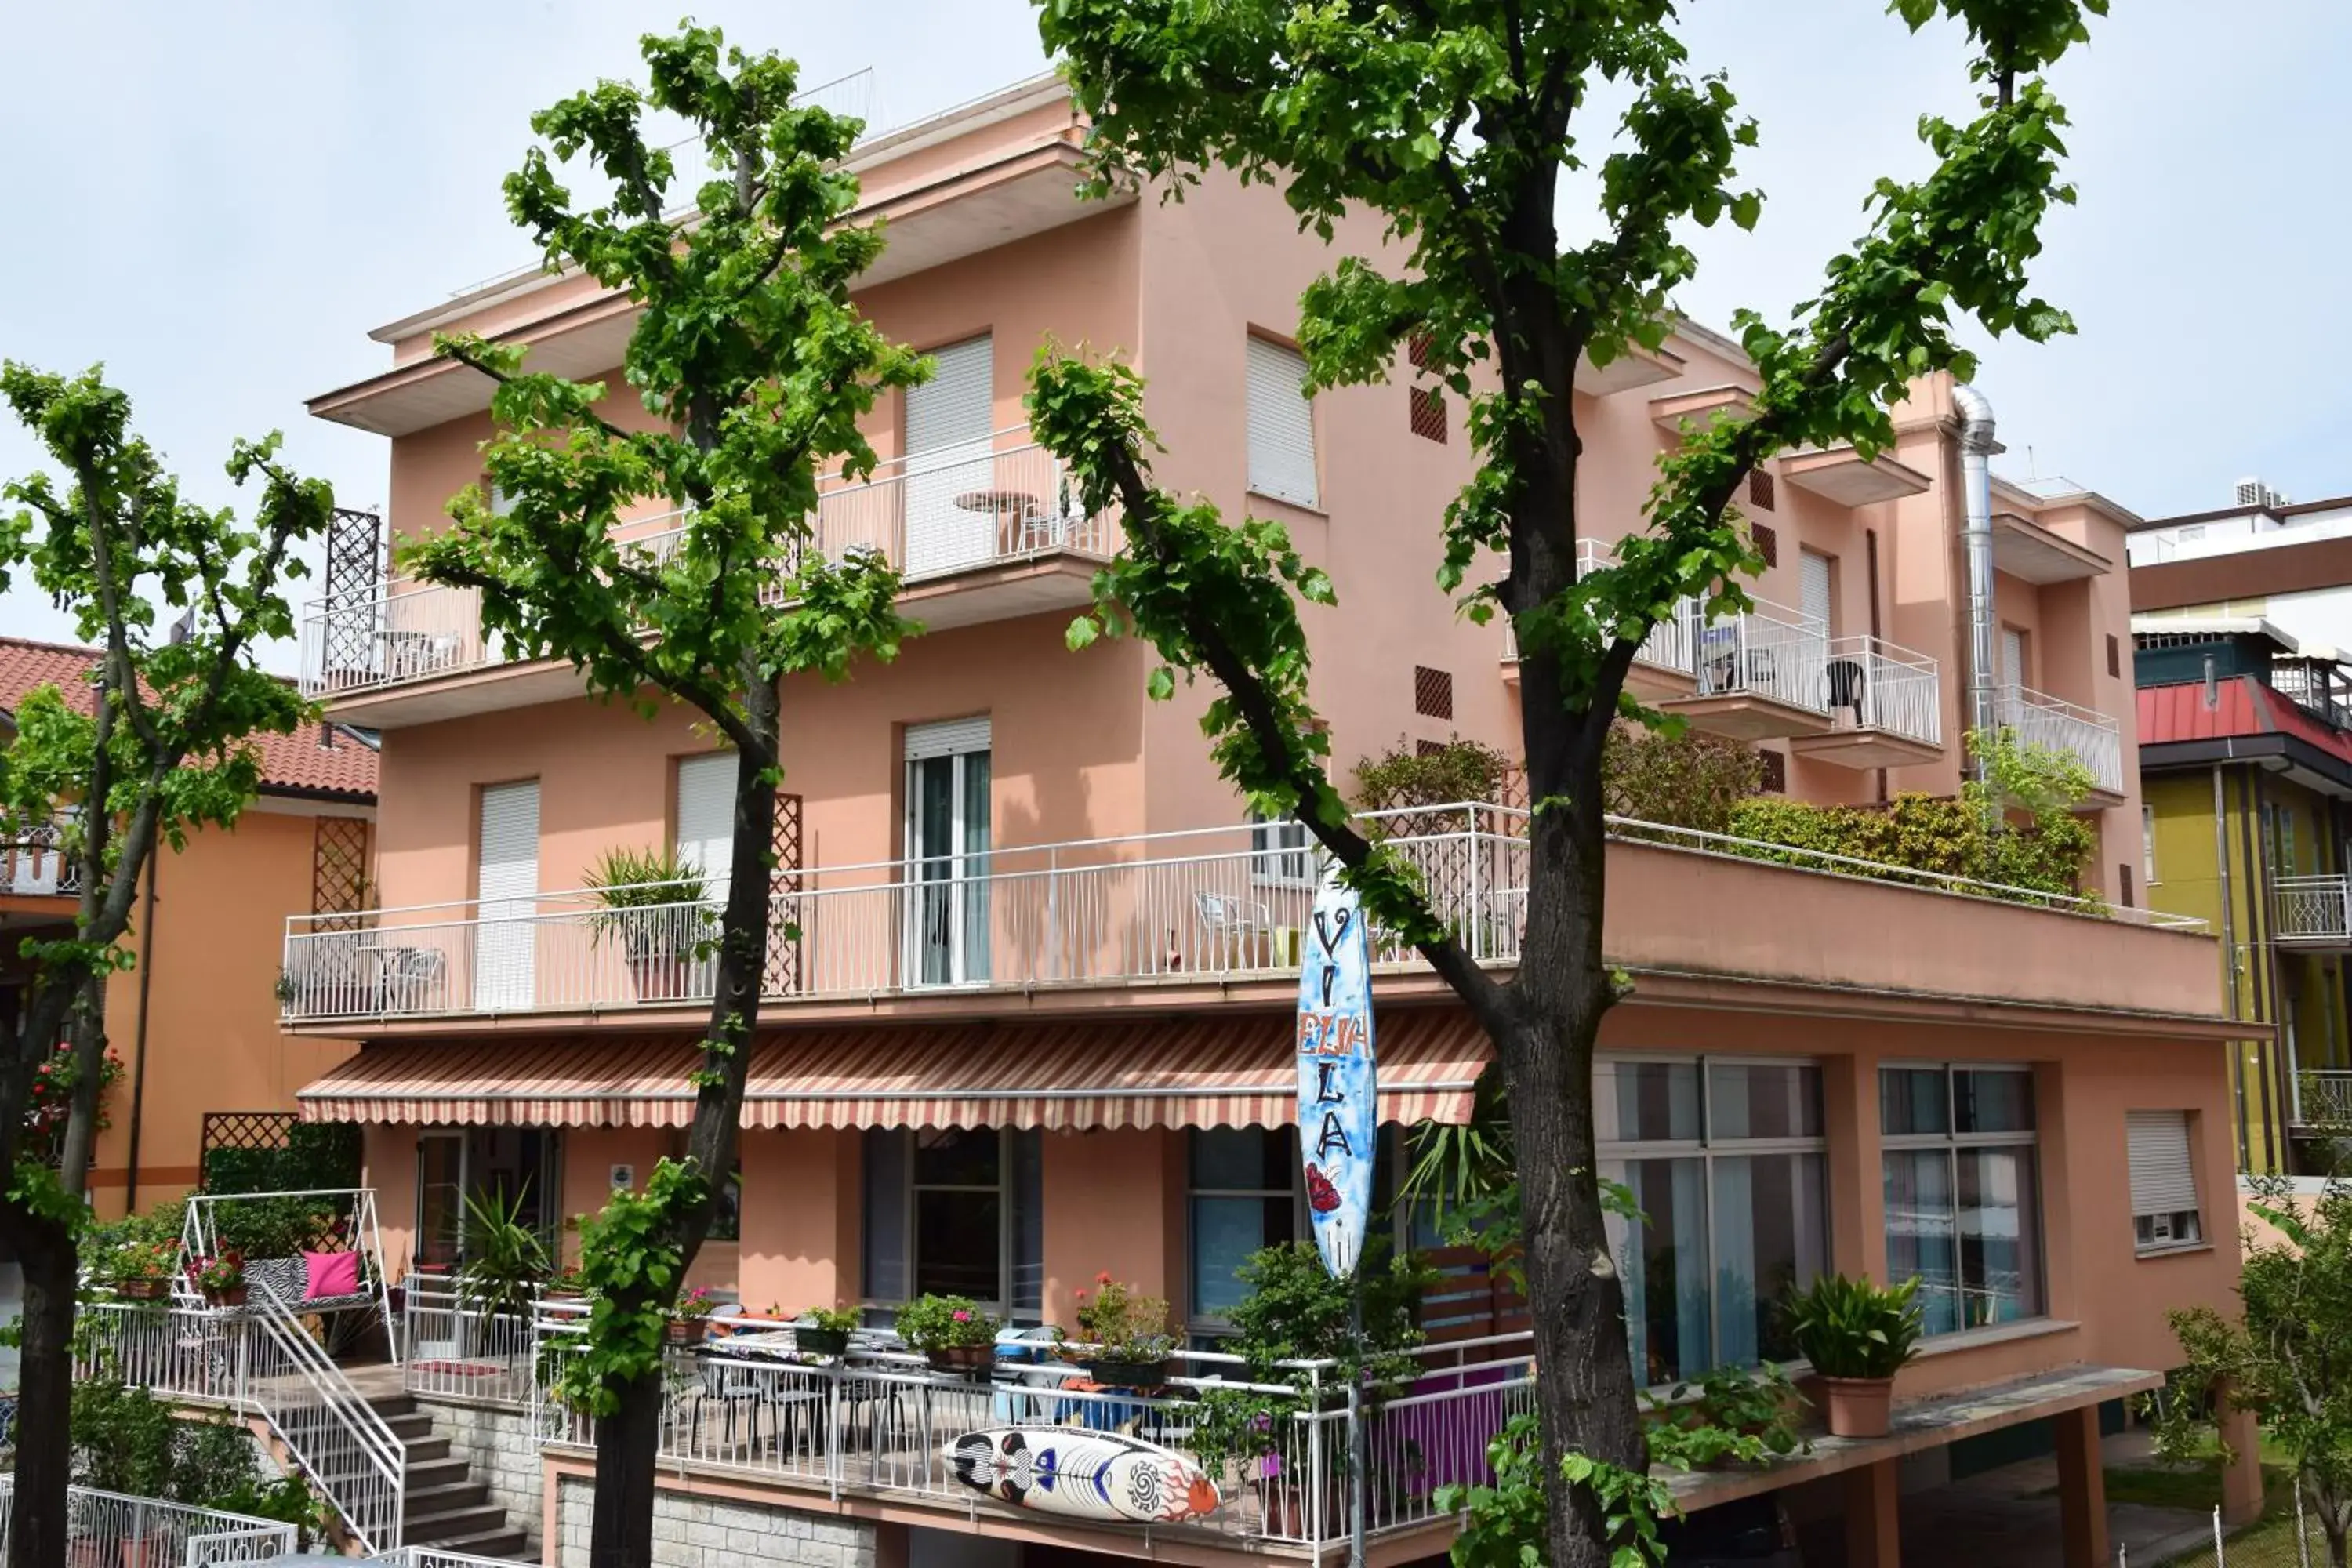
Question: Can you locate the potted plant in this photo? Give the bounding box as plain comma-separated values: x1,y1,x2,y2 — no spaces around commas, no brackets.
1057,1273,1177,1388
1780,1273,1923,1439
670,1286,717,1345
458,1183,549,1329
1642,1363,1807,1468
544,1264,589,1302
108,1236,179,1301
896,1293,1000,1375
794,1304,861,1358
584,846,711,1002
190,1250,246,1308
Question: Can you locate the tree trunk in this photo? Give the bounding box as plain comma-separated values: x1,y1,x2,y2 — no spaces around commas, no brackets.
587,687,780,1568
2327,1515,2347,1568
4,1199,79,1568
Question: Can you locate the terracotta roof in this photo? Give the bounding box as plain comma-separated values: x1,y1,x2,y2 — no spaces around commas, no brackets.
2138,674,2352,768
0,637,376,802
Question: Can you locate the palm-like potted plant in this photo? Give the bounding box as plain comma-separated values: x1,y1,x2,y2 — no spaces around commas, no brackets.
584,845,712,1002
457,1183,549,1341
897,1293,1000,1376
1780,1273,1923,1438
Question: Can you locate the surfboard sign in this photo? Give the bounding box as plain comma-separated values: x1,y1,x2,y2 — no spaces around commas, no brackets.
1296,857,1376,1279
944,1427,1222,1525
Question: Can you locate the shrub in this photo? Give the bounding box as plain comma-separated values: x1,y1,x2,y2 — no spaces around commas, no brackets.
895,1293,1000,1352
1601,723,1763,835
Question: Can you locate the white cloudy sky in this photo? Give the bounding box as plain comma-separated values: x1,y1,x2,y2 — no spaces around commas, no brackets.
0,1,2341,670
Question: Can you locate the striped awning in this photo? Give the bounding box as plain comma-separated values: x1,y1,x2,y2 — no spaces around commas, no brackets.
296,1008,1491,1132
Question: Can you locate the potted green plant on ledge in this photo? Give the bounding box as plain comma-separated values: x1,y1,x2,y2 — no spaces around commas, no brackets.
584,846,712,1003
897,1294,1000,1375
190,1250,246,1308
1058,1273,1177,1388
794,1304,861,1359
1781,1273,1923,1439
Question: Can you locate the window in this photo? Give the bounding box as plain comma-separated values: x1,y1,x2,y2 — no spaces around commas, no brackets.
1599,1058,1828,1388
1880,1065,2043,1336
2127,1112,2203,1252
2176,524,2205,543
1759,750,1787,794
2142,804,2159,886
2107,633,2122,681
861,1127,1042,1316
1189,1128,1300,1320
906,718,992,987
676,751,735,900
1798,550,1834,637
1246,336,1319,508
902,334,996,577
475,781,539,1011
1250,809,1313,887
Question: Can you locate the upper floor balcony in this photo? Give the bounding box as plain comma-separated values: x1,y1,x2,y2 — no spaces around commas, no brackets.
2276,873,2352,951
1994,684,2125,803
296,430,1119,727
281,799,2216,1033
0,817,81,903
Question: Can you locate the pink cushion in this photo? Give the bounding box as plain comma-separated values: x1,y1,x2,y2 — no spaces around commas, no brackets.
304,1250,361,1300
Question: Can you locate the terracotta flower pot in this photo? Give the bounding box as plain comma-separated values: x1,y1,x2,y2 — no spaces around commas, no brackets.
1816,1375,1895,1439
666,1317,705,1346
629,952,692,1002
202,1283,249,1308
114,1278,169,1301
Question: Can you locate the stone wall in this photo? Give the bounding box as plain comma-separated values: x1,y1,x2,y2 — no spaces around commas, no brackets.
420,1397,544,1544
554,1473,877,1568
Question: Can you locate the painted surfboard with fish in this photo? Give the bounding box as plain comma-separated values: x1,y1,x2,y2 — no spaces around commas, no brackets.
943,1427,1222,1524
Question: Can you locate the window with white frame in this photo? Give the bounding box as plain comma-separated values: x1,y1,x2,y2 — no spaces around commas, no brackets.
1881,1064,2043,1336
1598,1058,1829,1388
861,1127,1043,1317
2142,803,2159,886
1246,336,1319,508
1249,808,1313,887
1185,1127,1428,1329
2126,1111,2203,1251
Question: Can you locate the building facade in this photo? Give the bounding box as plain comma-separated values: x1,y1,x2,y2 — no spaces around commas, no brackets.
278,77,2237,1568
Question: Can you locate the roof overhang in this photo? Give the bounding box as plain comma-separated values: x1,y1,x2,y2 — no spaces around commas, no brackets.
1782,445,1934,507
2130,613,2299,651
1647,383,1756,434
2141,732,2352,799
1993,510,2111,583
1574,341,1684,397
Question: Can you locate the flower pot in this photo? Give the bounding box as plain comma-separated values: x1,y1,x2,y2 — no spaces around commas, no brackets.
1816,1375,1895,1439
1258,1480,1345,1542
628,951,692,1002
121,1534,172,1568
666,1318,705,1346
926,1344,994,1376
1086,1356,1171,1389
796,1327,850,1358
114,1277,169,1301
203,1284,249,1308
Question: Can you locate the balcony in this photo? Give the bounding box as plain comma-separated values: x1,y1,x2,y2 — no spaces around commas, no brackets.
2299,1069,2352,1130
1788,636,1945,768
0,820,79,902
1994,684,2124,803
296,431,1120,725
2276,874,2352,949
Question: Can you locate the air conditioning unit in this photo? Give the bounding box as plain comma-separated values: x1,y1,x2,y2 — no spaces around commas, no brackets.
2235,477,2288,510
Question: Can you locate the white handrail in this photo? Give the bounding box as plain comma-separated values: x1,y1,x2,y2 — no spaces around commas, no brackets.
0,1479,301,1568
245,1279,405,1552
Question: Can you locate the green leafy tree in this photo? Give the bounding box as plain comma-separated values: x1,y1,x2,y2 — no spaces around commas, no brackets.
1025,2,2107,1562
0,365,326,1568
2157,1176,2352,1566
398,27,921,1568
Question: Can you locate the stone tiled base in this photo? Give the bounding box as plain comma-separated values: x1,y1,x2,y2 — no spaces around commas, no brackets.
554,1473,877,1568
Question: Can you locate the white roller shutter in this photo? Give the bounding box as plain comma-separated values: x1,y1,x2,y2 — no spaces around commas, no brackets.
903,336,996,578
2125,1111,2198,1218
1800,549,1834,634
905,716,992,761
675,752,735,900
474,780,539,1011
2001,626,2026,688
1247,337,1319,509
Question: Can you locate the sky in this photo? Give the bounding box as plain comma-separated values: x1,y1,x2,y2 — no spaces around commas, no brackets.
0,1,2343,672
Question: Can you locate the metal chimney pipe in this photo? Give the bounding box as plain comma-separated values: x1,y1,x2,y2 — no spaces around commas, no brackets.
1952,382,1999,777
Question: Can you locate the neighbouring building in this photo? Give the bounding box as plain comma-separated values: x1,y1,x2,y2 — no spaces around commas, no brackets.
0,637,379,1212
274,74,2245,1568
2130,481,2352,1174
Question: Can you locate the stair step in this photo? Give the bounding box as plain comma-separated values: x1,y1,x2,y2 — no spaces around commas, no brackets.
403,1456,474,1490
366,1392,419,1419
402,1436,453,1465
383,1411,437,1439
405,1503,514,1544
428,1527,530,1561
403,1481,490,1519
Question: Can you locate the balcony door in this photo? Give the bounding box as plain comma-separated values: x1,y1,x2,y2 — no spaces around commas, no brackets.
902,335,996,579
905,717,991,988
474,780,539,1011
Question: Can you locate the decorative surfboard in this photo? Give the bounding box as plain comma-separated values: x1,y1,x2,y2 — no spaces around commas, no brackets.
943,1427,1222,1525
1296,856,1376,1279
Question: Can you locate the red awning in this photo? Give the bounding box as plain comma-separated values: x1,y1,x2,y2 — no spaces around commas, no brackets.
297,1009,1491,1132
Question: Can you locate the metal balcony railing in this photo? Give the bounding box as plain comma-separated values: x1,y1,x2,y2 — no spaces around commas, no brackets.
2300,1069,2352,1130
297,430,1120,699
2277,873,2352,946
1994,684,2124,795
0,815,80,898
1823,635,1943,747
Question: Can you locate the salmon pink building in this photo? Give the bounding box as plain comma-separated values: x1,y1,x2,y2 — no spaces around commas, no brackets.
275,77,2245,1568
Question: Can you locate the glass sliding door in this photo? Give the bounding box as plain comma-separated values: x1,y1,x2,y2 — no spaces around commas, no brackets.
905,721,990,988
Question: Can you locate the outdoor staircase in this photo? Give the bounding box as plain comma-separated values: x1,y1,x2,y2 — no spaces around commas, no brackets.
369,1393,532,1560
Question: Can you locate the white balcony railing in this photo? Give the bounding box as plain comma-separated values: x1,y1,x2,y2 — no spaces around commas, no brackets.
1572,538,1835,714
1824,635,1943,748
281,805,1528,1022
2277,873,2352,946
0,1480,300,1568
297,430,1120,699
532,1312,1537,1555
0,815,80,898
2300,1069,2352,1129
1994,684,2124,795
399,1279,537,1408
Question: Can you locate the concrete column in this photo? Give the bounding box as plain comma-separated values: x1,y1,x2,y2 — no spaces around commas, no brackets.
1843,1457,1902,1568
2221,1391,2266,1526
2054,1405,2110,1568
